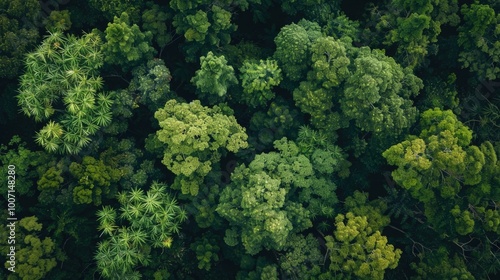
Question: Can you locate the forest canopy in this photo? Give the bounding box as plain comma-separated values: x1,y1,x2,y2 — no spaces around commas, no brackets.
1,0,500,279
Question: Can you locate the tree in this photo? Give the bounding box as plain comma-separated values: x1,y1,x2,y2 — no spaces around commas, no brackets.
368,0,459,69
101,12,155,70
43,10,72,32
95,182,188,279
0,136,53,198
69,156,121,205
217,137,344,255
458,3,500,80
273,19,321,85
278,233,323,279
129,58,174,111
191,51,238,104
321,213,402,280
239,59,282,108
0,216,57,280
382,108,498,236
89,0,143,21
17,31,113,154
142,3,173,49
154,99,248,195
170,1,242,61
0,0,39,78
190,234,220,271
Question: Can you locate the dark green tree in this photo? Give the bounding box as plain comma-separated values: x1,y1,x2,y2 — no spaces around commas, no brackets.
0,0,39,78
458,3,500,80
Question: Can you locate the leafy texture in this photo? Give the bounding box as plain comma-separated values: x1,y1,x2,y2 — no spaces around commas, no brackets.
154,99,248,195
17,31,112,154
95,182,187,279
322,213,401,280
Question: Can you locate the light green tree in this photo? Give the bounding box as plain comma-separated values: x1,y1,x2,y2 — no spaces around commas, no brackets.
217,137,344,255
321,213,402,280
102,12,155,70
0,216,57,280
17,31,113,154
95,182,188,279
154,99,248,195
383,108,500,237
239,59,282,108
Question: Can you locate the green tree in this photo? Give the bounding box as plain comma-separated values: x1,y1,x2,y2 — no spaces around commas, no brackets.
0,0,39,78
129,58,174,111
273,20,321,85
190,234,220,271
69,156,121,205
17,31,113,154
191,51,238,104
321,213,402,280
154,99,248,195
0,216,57,280
170,1,242,61
278,233,323,279
239,59,282,108
142,3,173,49
102,12,155,70
43,10,72,32
368,0,459,69
217,137,344,255
383,108,500,238
410,246,474,279
89,0,143,21
458,3,500,80
0,136,53,197
95,182,188,279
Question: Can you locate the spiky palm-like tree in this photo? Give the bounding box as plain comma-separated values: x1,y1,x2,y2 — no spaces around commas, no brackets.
95,182,187,279
17,31,112,154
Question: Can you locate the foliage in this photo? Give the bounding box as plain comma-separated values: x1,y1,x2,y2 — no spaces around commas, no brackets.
17,31,112,154
102,12,155,70
458,3,500,80
89,0,143,21
369,0,459,69
274,19,321,84
191,51,238,104
170,1,239,61
382,108,500,236
0,216,57,280
278,233,323,279
239,59,282,108
0,136,52,197
217,137,344,255
0,0,39,78
142,3,173,48
410,246,474,279
129,58,174,111
69,156,121,205
95,182,187,279
322,213,402,280
190,235,220,271
154,99,248,195
43,10,72,32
